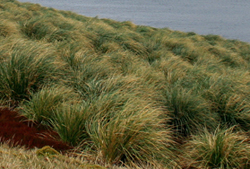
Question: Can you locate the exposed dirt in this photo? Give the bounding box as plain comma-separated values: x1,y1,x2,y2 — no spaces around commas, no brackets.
0,108,73,152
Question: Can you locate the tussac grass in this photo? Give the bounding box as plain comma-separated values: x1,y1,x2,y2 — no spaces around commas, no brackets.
184,127,250,168
1,0,250,168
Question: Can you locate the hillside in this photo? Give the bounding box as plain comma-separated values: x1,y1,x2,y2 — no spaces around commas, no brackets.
1,0,250,168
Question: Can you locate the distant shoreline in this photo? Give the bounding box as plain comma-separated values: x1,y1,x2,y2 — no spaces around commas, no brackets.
18,0,250,43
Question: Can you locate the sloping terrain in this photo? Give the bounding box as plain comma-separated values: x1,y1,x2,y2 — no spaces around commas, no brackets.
1,0,250,168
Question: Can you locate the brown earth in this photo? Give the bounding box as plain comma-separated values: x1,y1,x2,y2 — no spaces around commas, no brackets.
0,108,73,152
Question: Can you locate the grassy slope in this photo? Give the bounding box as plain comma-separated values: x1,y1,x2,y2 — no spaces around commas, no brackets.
1,0,250,168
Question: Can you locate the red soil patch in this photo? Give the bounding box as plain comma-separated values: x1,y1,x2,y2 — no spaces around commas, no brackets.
0,108,73,152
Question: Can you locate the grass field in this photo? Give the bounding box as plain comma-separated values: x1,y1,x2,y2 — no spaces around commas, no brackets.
1,0,250,168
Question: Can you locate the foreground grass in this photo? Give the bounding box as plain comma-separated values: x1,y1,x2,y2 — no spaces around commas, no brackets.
185,127,250,168
0,143,107,169
0,0,250,168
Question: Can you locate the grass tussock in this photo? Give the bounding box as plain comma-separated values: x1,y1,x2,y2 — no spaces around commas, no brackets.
85,93,174,166
20,85,78,125
0,40,58,105
0,19,20,37
0,0,250,168
184,127,250,169
50,103,89,146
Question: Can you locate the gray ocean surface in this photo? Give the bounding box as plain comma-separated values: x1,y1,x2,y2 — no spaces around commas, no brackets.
18,0,250,43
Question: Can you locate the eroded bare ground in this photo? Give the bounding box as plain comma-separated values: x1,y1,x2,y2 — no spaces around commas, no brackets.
0,108,73,152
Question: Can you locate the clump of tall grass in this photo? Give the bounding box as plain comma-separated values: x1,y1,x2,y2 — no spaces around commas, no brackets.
69,72,175,165
194,54,224,73
5,2,33,21
58,45,95,72
164,85,216,136
154,55,192,85
201,73,250,130
215,92,250,130
0,40,58,105
107,51,139,75
121,39,147,56
220,53,248,68
0,19,20,37
50,103,89,146
203,34,224,45
63,54,117,98
20,13,90,43
89,22,146,55
20,16,58,40
185,127,250,168
167,40,200,64
20,85,78,125
85,92,174,166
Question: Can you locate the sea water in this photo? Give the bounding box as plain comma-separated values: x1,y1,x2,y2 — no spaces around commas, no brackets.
18,0,250,43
